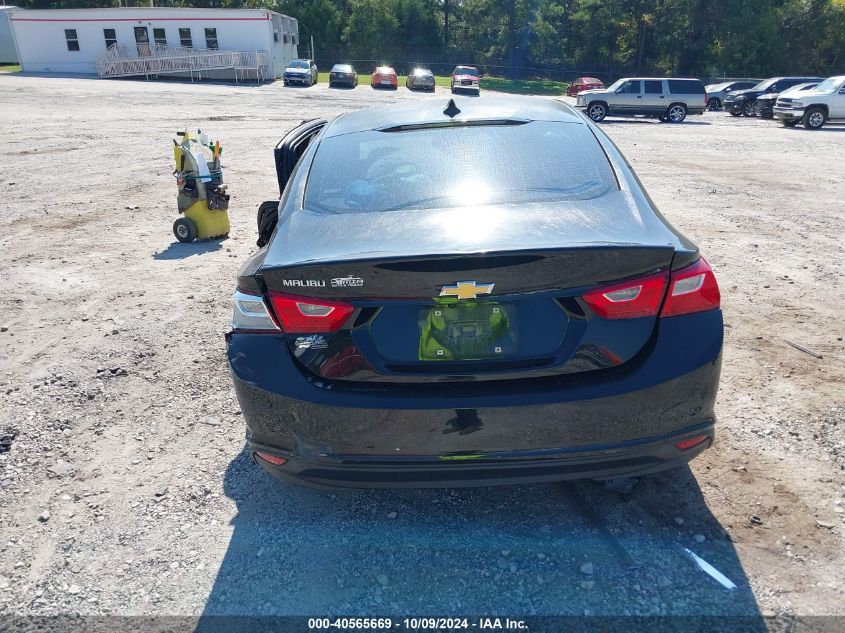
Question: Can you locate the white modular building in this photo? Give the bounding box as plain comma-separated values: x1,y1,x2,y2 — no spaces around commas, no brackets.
9,7,299,80
0,7,19,64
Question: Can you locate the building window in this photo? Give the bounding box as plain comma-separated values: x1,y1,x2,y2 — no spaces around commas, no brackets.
179,27,192,48
153,28,166,46
204,27,218,50
103,28,117,49
65,29,80,52
273,32,278,43
283,33,289,43
292,34,298,45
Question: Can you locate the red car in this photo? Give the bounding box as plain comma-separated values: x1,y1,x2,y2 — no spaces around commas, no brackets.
567,76,605,97
451,65,481,94
371,66,398,89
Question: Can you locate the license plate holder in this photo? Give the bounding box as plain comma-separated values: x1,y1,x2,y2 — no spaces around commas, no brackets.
418,302,518,361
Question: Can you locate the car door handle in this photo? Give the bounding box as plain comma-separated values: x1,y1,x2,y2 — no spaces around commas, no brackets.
660,95,666,99
637,95,642,98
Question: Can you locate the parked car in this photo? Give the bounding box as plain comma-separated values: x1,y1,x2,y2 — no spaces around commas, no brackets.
774,75,845,129
576,77,707,123
232,96,723,489
283,59,318,87
406,67,436,92
328,64,358,88
371,66,398,89
567,76,605,97
451,65,481,94
722,76,823,116
703,80,758,110
755,82,818,118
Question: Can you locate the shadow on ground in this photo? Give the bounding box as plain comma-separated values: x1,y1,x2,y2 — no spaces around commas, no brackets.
196,447,763,629
153,240,223,260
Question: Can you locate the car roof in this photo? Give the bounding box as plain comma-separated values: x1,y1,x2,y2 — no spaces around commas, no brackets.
322,96,583,138
576,77,602,82
622,77,702,82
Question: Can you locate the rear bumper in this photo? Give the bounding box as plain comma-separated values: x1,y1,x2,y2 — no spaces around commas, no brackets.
228,310,723,488
252,424,714,489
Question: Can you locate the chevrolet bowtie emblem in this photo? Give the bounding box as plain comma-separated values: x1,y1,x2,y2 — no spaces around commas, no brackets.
439,281,495,300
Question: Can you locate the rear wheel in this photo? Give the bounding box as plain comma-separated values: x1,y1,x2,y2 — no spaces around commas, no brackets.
803,107,826,130
587,102,607,122
781,119,799,127
742,101,756,117
666,103,687,123
707,97,721,111
173,217,197,243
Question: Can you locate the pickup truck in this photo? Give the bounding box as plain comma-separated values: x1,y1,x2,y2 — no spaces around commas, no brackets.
773,75,845,129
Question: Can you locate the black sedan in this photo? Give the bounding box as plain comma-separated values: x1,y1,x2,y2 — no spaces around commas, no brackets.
328,63,358,88
228,97,723,489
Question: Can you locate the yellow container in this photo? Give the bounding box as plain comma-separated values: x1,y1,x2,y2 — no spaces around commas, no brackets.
183,200,230,240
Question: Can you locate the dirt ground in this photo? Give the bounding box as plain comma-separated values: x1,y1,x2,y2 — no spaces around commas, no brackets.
0,74,843,624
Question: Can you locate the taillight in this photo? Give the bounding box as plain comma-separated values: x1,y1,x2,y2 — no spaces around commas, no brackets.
581,257,720,320
660,257,720,318
231,288,280,332
267,291,354,333
582,271,669,319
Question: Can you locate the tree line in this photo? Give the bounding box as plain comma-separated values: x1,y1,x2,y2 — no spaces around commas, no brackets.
17,0,845,80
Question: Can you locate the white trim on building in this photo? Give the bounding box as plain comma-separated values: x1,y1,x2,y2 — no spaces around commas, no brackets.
8,7,298,79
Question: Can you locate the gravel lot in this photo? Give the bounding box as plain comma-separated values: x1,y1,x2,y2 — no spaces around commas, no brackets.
0,74,843,624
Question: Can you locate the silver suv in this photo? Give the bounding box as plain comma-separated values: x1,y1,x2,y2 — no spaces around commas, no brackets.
576,77,707,123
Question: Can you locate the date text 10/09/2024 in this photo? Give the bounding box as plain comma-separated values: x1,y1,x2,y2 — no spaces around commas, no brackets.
308,618,529,630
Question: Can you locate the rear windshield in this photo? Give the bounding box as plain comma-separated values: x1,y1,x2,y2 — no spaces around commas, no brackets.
304,122,618,214
667,79,705,94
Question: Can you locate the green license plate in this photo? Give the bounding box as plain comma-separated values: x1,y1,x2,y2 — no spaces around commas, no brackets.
418,302,518,361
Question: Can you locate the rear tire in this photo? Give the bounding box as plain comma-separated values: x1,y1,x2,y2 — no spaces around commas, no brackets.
707,97,721,111
742,101,756,117
173,217,197,243
587,102,607,122
803,107,826,130
666,103,687,123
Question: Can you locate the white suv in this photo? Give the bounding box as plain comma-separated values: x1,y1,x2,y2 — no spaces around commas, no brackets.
773,75,845,129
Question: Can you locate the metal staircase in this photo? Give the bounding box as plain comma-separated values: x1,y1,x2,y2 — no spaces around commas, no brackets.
95,44,269,83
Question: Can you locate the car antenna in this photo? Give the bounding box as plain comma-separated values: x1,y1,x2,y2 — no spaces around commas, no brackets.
443,99,461,118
